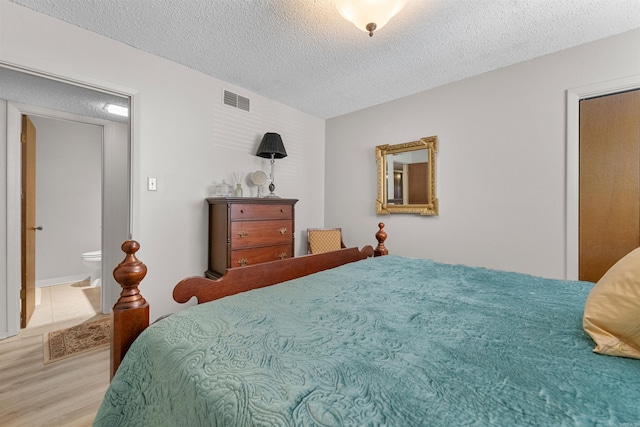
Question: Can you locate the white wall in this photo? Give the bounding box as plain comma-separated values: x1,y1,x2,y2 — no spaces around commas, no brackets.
326,29,640,280
0,0,325,323
30,116,102,285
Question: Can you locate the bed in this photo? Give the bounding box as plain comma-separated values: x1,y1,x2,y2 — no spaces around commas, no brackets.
95,224,640,426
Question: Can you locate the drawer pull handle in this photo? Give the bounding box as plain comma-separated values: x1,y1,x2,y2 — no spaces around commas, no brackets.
240,209,245,213
238,230,248,238
238,258,249,267
279,228,287,235
278,253,287,260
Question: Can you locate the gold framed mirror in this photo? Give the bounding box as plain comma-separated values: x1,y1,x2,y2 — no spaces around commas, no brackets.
376,136,438,215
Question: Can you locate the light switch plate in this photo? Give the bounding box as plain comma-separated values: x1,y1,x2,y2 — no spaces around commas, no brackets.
148,177,157,191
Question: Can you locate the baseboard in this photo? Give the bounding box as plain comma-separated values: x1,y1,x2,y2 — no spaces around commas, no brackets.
36,274,89,288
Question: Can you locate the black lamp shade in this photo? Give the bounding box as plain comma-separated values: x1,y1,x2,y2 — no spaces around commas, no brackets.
256,133,287,159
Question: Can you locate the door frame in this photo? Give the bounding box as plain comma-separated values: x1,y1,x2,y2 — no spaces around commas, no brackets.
565,74,640,280
1,63,138,338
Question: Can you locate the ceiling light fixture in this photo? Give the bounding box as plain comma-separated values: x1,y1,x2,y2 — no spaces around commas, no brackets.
335,0,407,37
105,103,129,117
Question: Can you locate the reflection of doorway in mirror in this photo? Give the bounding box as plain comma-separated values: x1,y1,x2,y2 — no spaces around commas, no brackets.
408,162,428,204
387,151,429,205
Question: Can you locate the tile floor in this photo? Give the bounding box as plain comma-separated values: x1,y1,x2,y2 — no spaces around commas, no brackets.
27,280,101,328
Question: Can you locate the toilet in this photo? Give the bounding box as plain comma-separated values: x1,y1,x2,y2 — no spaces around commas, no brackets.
81,250,102,287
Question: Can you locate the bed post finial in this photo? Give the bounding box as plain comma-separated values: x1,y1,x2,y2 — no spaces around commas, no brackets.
113,240,147,309
374,222,389,257
111,240,150,380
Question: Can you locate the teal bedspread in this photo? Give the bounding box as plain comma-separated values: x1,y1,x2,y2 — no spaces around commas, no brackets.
95,255,640,426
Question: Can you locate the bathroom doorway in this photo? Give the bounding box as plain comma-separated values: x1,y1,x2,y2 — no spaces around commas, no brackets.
23,114,104,328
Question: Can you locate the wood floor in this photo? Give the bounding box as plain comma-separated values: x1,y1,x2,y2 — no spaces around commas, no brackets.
0,282,110,426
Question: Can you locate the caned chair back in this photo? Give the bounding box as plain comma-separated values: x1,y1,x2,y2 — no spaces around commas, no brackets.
307,228,346,254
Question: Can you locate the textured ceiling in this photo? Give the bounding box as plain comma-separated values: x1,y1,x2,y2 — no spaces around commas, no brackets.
0,67,130,124
10,0,640,119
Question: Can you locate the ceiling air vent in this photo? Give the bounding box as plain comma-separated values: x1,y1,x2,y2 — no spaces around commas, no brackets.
223,90,250,112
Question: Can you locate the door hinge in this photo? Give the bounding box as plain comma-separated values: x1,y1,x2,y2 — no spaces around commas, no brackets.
20,133,26,144
20,288,26,299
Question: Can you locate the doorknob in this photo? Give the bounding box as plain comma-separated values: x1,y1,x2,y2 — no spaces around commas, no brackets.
33,226,43,231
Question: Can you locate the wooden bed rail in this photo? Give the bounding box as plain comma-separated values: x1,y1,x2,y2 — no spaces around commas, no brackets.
110,223,388,379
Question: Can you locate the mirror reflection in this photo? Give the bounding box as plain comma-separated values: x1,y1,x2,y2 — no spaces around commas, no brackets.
376,136,438,215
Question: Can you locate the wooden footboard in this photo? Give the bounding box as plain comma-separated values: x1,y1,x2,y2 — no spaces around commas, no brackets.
110,223,388,378
174,245,374,304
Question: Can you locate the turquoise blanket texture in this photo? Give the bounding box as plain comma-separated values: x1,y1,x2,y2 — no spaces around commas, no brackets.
95,255,640,426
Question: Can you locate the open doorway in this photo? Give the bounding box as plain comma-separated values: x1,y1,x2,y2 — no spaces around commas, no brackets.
23,114,104,328
1,65,132,338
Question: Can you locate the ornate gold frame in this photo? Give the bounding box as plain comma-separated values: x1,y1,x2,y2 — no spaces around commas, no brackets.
376,136,438,215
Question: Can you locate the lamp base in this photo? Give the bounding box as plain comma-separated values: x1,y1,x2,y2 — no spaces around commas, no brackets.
265,182,280,198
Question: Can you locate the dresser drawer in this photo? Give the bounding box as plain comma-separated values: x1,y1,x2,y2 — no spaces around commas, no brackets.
230,203,293,221
230,219,292,249
230,244,293,268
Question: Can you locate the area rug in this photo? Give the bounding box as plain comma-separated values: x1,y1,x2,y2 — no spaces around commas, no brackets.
43,317,110,364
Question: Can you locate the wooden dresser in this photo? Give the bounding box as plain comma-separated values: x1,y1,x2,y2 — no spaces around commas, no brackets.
206,197,298,279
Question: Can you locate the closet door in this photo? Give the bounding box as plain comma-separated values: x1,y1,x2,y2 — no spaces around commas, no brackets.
579,89,640,282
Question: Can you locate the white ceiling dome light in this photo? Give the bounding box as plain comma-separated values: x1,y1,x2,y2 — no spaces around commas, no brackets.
335,0,408,37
